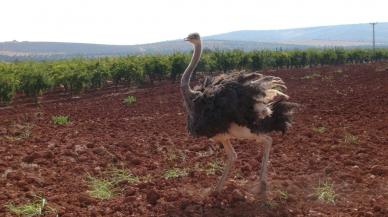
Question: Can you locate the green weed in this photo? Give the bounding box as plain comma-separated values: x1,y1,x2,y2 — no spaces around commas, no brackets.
344,132,358,144
123,95,136,105
86,167,142,200
277,190,289,200
204,160,224,176
5,197,57,217
5,123,33,141
321,75,333,81
301,72,321,80
163,168,188,180
314,180,336,204
52,115,70,125
312,126,326,134
86,176,115,200
108,168,140,184
335,69,343,74
166,148,186,164
140,174,153,183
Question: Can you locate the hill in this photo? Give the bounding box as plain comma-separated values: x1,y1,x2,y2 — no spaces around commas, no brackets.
206,23,388,46
1,22,387,61
0,40,304,61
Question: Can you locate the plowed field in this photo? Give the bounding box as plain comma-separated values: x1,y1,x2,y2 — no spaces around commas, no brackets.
1,62,387,216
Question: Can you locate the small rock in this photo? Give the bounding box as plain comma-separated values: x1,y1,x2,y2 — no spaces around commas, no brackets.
5,170,23,180
125,195,137,202
231,189,245,202
308,209,325,216
75,145,86,153
42,150,54,159
165,191,180,202
79,193,96,207
370,165,388,176
113,211,125,217
92,147,105,155
72,166,85,174
25,174,45,186
125,187,136,197
183,204,203,216
104,207,113,215
47,141,56,149
88,206,98,217
20,162,39,170
130,158,141,165
146,189,160,205
1,168,13,178
21,153,41,163
0,127,7,135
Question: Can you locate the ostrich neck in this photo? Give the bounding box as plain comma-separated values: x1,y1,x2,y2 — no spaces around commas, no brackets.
180,42,202,111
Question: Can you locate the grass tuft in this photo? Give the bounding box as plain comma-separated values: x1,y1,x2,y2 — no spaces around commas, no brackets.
312,126,326,134
166,148,186,164
123,95,136,105
87,176,115,200
140,174,153,183
344,132,358,144
5,123,33,141
204,160,224,176
301,72,321,80
108,168,140,184
277,190,289,200
86,167,142,200
163,168,188,180
52,115,70,125
335,69,343,74
314,180,336,204
5,197,56,217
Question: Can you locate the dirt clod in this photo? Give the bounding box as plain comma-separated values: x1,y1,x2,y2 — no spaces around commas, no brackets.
146,189,160,205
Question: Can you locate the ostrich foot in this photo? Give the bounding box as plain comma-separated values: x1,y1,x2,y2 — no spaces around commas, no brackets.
245,179,268,201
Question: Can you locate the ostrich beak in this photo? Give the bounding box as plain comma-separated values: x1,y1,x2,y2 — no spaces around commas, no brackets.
184,37,189,41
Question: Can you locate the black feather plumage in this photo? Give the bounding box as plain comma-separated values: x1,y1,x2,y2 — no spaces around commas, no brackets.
187,71,298,138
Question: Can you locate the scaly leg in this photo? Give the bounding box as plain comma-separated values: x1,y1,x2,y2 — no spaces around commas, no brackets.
258,135,272,200
215,139,237,192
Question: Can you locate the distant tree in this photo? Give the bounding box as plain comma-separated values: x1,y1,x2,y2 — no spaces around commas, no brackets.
110,58,140,87
169,53,188,82
196,52,217,74
273,51,289,69
248,51,264,71
89,61,110,89
289,50,307,68
334,47,346,65
320,49,337,65
0,74,17,105
306,49,321,67
143,56,170,85
18,66,52,103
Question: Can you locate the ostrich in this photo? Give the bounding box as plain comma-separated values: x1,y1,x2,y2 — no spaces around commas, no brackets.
181,33,298,200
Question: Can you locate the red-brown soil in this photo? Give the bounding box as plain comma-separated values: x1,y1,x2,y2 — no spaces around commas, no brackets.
1,62,387,217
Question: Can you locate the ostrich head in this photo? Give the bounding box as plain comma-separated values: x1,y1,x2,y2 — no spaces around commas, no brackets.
184,33,201,45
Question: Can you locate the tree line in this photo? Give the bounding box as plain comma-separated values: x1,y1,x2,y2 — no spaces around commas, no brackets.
1,47,388,105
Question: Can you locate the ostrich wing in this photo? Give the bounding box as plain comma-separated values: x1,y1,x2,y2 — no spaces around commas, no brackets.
205,71,289,109
188,71,297,137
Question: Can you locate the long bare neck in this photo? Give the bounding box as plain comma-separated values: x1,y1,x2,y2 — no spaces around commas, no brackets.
180,42,202,111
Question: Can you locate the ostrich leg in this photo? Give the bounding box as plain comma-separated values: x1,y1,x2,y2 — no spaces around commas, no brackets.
258,135,272,200
215,139,237,192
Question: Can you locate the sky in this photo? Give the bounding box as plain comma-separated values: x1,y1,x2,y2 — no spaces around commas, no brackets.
1,0,387,45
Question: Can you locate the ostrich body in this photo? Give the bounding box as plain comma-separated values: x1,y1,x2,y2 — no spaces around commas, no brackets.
181,33,298,200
